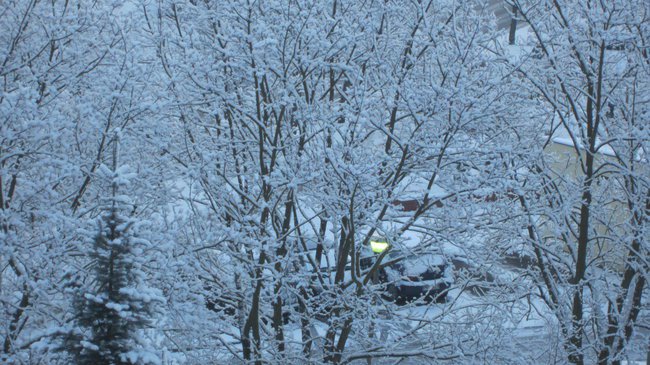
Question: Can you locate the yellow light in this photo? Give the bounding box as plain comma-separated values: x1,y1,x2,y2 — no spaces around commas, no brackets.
370,240,389,253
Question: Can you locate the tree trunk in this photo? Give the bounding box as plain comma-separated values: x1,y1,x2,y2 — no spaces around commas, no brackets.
508,4,518,45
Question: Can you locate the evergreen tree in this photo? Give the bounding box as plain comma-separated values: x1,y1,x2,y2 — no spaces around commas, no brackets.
64,136,163,365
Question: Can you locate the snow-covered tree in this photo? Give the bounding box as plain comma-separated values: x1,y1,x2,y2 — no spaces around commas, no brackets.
149,0,522,363
0,1,168,362
2,0,646,363
490,0,650,363
64,137,163,365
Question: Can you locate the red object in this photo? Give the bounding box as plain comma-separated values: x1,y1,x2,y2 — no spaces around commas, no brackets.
392,199,420,212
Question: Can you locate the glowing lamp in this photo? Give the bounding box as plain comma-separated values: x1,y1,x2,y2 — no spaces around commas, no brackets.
370,239,389,253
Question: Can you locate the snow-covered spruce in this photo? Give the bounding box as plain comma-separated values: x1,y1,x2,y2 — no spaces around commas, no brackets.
62,161,163,365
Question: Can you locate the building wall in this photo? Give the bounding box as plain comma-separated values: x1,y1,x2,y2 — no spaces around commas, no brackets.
542,140,639,271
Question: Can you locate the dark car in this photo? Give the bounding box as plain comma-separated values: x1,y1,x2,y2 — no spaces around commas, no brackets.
360,238,453,304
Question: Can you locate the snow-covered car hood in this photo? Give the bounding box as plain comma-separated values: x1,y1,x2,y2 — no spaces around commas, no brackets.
384,252,452,283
